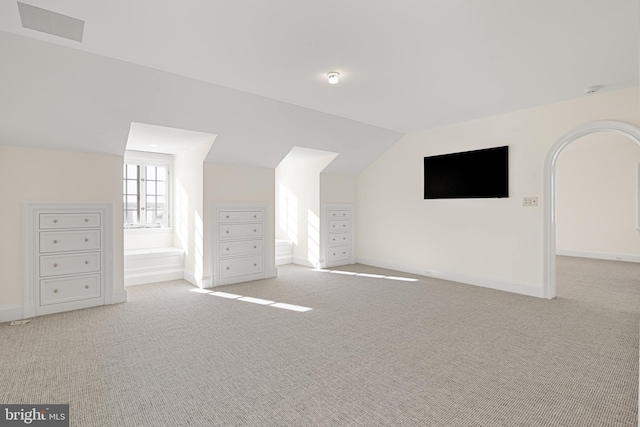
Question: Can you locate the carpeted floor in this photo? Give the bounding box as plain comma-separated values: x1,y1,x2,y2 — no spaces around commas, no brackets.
1,256,638,426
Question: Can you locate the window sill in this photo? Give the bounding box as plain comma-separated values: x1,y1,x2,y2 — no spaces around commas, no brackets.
124,227,173,235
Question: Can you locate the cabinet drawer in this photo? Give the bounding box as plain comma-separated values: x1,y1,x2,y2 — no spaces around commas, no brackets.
220,257,263,279
219,240,262,258
219,211,263,222
40,274,101,305
40,230,101,253
40,213,101,229
219,224,263,240
40,252,101,277
328,232,350,246
328,210,350,220
329,220,349,232
328,247,350,262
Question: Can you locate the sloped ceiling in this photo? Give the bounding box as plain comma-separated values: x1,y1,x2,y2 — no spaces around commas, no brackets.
0,1,637,173
0,31,402,174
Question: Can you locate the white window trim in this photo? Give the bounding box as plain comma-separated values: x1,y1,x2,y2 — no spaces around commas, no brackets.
124,150,173,230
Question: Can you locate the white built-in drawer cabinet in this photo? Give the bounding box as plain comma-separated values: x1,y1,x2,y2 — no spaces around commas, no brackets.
324,204,355,268
25,204,111,317
212,204,271,286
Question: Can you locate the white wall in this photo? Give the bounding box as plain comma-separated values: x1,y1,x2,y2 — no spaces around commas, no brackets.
357,87,639,297
203,163,276,282
556,133,640,261
320,174,357,205
174,140,214,286
0,146,124,315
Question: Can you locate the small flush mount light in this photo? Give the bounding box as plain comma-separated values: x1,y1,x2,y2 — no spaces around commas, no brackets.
327,72,340,85
583,86,601,95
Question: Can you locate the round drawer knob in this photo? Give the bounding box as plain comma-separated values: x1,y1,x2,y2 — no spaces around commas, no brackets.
253,215,257,218
253,229,257,232
84,218,89,222
53,219,58,223
85,238,89,242
226,248,230,251
253,246,257,249
53,263,58,267
85,261,89,264
53,240,58,244
253,263,257,267
333,253,336,256
53,289,58,293
85,285,89,289
226,215,229,218
226,266,230,270
226,230,230,234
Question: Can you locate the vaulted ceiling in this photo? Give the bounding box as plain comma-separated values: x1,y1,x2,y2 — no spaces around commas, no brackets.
0,1,637,173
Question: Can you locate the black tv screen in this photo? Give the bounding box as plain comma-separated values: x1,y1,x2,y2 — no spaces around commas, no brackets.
424,146,509,199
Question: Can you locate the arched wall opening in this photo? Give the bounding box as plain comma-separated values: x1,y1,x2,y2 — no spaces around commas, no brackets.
543,121,640,299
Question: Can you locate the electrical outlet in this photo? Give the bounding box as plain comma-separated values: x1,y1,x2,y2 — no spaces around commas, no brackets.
523,197,538,207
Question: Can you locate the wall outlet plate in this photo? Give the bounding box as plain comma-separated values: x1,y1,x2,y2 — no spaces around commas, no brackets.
523,197,538,207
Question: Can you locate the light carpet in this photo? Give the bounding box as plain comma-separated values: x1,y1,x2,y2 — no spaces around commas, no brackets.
0,256,638,426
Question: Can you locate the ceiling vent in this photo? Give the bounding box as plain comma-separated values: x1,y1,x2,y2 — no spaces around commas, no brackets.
17,2,84,42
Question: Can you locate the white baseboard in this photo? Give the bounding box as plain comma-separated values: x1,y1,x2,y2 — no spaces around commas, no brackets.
356,257,544,298
0,305,24,323
556,249,640,263
292,256,317,268
110,289,128,304
201,276,212,288
276,256,293,265
125,270,184,286
266,268,278,279
1,292,128,323
182,273,213,289
184,272,199,288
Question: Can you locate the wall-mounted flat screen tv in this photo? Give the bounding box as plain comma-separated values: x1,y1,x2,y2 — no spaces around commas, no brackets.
423,146,509,199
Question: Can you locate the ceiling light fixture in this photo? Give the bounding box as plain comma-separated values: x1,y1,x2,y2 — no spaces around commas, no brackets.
327,72,340,85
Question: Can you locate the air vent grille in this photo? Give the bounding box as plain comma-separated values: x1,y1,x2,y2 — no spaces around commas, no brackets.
17,2,84,42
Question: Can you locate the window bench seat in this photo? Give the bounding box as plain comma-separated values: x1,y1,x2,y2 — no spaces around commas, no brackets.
124,247,185,286
275,239,293,265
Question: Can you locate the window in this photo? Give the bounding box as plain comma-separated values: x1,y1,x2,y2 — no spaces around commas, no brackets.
123,151,171,229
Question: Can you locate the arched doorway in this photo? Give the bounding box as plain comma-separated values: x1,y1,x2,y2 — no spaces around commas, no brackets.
543,120,640,299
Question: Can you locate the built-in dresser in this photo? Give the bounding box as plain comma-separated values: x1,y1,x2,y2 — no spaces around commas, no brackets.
24,203,112,317
324,204,355,268
212,203,273,286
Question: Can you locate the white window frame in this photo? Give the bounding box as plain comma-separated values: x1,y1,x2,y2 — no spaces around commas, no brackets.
124,150,172,229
